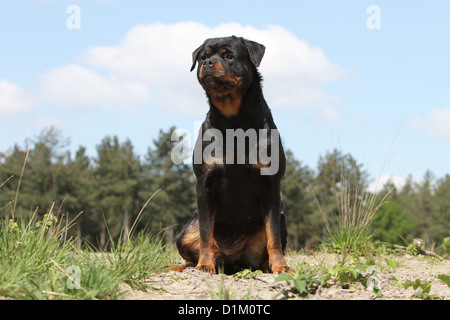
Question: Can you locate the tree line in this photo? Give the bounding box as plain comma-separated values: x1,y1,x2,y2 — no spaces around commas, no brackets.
0,126,449,251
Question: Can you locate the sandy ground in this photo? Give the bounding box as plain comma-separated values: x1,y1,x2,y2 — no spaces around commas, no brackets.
120,253,449,300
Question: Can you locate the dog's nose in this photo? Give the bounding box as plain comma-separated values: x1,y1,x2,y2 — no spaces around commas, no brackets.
203,58,217,68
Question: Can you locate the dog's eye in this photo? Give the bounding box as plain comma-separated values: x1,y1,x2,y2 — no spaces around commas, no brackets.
225,54,234,60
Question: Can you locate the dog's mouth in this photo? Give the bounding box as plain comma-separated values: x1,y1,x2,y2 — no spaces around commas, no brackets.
200,74,239,92
202,74,219,83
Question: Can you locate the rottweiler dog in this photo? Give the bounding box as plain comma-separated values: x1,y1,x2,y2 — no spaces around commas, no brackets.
175,36,291,274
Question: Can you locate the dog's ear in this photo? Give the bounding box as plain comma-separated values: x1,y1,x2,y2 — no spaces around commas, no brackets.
190,42,205,72
242,38,265,68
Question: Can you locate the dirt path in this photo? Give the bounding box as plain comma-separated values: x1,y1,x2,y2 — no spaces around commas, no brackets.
121,253,449,300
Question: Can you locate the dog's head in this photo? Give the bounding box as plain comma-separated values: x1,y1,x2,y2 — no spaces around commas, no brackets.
190,36,265,116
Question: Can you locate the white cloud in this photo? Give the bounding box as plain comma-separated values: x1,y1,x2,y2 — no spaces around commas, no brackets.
410,106,450,141
318,106,341,123
75,22,347,117
0,79,35,117
39,64,151,111
5,22,347,119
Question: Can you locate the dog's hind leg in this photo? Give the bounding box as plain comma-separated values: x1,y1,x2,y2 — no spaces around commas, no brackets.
175,211,201,269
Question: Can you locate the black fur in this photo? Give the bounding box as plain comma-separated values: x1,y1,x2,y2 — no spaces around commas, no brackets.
176,36,289,274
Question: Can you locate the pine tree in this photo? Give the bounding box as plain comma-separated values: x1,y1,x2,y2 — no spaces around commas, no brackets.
57,146,95,248
140,127,196,247
398,171,440,245
281,150,317,250
314,149,368,218
434,175,450,244
0,144,28,220
94,136,141,248
371,199,416,245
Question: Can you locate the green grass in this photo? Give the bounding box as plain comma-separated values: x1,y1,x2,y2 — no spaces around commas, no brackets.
0,208,178,300
317,170,393,256
0,151,177,300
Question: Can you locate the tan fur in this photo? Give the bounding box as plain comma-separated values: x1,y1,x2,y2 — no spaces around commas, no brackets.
264,217,291,274
202,156,225,172
243,227,267,268
181,228,200,254
199,62,244,117
210,94,242,117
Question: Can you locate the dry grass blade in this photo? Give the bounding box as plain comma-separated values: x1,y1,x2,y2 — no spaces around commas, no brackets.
316,156,395,254
128,188,162,237
13,138,30,218
0,175,14,189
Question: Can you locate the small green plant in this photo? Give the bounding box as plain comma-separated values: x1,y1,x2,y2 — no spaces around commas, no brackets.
325,264,366,289
232,269,263,279
324,263,382,296
395,273,450,300
274,272,321,297
384,258,398,270
169,274,189,281
404,279,438,300
437,274,450,287
6,219,19,234
275,261,384,298
35,212,58,231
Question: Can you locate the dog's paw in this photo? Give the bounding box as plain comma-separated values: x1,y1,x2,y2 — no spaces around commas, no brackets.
271,264,292,275
195,264,216,274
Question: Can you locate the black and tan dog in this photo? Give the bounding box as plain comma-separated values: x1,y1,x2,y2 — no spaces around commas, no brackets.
175,36,291,274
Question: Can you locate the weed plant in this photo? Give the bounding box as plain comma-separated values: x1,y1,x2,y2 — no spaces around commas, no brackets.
316,164,393,255
0,210,176,299
0,151,176,299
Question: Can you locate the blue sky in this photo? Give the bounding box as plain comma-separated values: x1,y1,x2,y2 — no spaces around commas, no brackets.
1,0,449,190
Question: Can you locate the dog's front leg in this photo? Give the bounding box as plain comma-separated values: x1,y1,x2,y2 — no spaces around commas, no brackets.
195,179,216,274
263,191,292,274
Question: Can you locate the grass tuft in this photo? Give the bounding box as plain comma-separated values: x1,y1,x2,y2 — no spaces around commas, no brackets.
316,163,393,256
0,205,177,300
0,149,176,300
